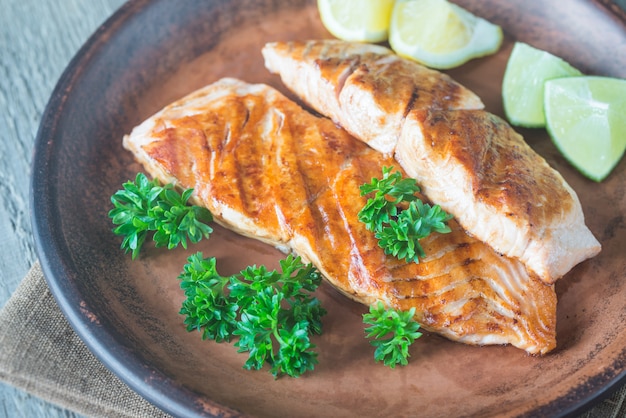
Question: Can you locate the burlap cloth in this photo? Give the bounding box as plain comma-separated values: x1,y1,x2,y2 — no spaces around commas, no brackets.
0,262,624,418
0,262,171,417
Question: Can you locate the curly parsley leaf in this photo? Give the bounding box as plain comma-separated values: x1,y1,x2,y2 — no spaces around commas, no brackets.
179,253,326,378
358,167,453,263
363,302,422,368
376,199,453,263
178,253,238,342
358,166,420,232
109,173,213,259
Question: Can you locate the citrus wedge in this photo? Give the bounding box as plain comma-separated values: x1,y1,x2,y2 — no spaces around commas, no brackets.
388,0,502,70
502,42,582,128
317,0,395,43
544,76,626,182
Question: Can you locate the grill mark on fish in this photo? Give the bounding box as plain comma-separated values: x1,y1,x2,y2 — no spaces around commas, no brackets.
232,115,259,220
123,78,558,354
262,39,601,284
241,107,250,131
403,87,420,119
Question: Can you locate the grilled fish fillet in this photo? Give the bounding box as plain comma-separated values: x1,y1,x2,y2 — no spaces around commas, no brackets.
262,40,601,284
123,78,556,354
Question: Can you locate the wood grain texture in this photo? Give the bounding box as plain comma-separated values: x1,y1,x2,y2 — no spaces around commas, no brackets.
0,0,124,416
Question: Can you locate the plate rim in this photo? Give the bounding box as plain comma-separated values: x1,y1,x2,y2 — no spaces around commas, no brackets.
29,1,242,416
29,0,626,417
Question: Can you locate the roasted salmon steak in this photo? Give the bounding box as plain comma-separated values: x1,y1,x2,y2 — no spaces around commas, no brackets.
262,40,601,284
123,78,557,354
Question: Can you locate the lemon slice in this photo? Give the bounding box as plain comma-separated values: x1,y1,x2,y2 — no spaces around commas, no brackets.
317,0,395,43
388,0,502,70
502,42,582,128
544,76,626,182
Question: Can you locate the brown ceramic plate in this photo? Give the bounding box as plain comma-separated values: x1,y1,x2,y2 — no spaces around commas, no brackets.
31,0,626,417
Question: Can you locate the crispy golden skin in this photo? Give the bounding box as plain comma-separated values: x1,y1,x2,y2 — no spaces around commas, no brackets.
262,39,601,284
124,78,556,354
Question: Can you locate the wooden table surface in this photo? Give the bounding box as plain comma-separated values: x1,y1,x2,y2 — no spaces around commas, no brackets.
1,1,625,417
1,1,125,416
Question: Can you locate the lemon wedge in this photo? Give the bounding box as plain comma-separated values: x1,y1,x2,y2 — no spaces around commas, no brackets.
502,42,582,128
317,0,395,43
388,0,502,69
544,76,626,182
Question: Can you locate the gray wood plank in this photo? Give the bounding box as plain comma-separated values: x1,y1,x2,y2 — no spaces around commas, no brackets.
0,0,125,416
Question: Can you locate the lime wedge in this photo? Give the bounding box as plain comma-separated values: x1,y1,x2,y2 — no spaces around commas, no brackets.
317,0,395,43
389,0,502,70
502,42,582,128
544,76,626,182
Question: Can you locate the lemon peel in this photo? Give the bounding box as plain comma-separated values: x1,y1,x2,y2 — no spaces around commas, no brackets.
318,0,395,43
389,0,502,70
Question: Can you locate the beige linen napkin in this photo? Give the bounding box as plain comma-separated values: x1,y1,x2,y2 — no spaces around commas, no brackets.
0,262,171,418
0,262,624,418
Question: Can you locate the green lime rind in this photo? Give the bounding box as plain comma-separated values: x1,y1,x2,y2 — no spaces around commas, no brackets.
544,76,626,182
502,42,582,128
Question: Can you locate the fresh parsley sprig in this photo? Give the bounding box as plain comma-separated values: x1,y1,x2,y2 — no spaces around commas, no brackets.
359,166,420,232
178,255,238,342
110,173,429,374
363,302,422,368
358,166,453,263
109,173,213,259
179,252,326,378
376,199,453,263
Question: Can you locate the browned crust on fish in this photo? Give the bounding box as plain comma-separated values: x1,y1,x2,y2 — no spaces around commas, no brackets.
263,40,483,155
262,40,601,284
123,78,557,354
